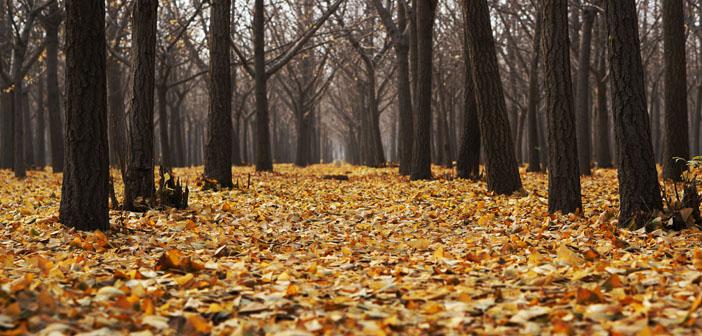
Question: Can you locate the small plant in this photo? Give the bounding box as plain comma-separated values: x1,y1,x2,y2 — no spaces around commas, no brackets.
652,157,702,231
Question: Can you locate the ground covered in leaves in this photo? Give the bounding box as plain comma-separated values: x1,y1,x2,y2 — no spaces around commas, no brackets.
1,164,702,335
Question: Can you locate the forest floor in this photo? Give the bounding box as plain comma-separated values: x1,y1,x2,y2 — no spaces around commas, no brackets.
1,164,702,335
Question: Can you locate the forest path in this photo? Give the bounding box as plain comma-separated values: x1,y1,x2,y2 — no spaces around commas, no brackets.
0,165,700,335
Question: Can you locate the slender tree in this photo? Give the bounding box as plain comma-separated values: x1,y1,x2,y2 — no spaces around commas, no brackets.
60,0,110,231
574,6,595,176
526,9,543,173
123,0,158,210
542,0,582,213
463,0,522,194
661,0,689,181
410,0,437,180
605,0,662,227
456,4,480,180
41,2,64,173
204,0,233,187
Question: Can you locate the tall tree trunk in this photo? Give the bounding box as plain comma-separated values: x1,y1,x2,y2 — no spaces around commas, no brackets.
123,0,158,210
457,13,480,180
396,4,413,176
36,76,45,168
605,0,662,227
542,0,582,214
107,59,127,170
463,0,522,194
527,9,543,172
12,46,26,178
410,0,436,180
594,15,612,168
156,83,171,169
60,0,109,231
254,0,273,172
1,94,12,169
661,0,689,181
205,0,233,186
22,89,32,169
44,4,64,173
575,7,595,175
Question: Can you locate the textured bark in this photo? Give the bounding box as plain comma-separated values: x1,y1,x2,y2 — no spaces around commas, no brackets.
604,0,662,227
395,5,413,176
594,17,612,168
1,94,12,169
157,83,171,169
661,0,689,181
22,90,33,169
456,29,480,179
542,0,582,214
12,45,26,178
575,7,595,176
205,0,233,187
123,0,158,210
527,10,543,172
410,0,436,180
107,59,127,170
254,0,273,172
36,77,45,167
43,3,64,173
463,0,522,194
60,0,109,231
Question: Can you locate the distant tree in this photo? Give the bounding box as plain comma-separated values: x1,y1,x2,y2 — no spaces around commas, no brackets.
410,0,437,181
204,0,233,188
463,0,522,194
574,6,596,176
123,0,158,210
526,9,543,173
542,0,582,214
60,0,109,231
40,2,64,173
593,16,612,168
661,0,689,181
604,0,662,227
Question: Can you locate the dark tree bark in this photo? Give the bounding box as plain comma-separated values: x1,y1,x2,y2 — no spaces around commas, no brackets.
60,0,109,231
661,0,689,181
205,0,233,186
542,0,582,214
156,81,170,169
253,0,272,172
594,17,612,168
463,0,522,194
22,90,33,169
43,3,64,173
526,9,543,172
0,94,12,170
410,0,436,180
107,58,127,170
123,0,158,210
36,77,45,167
604,0,662,227
457,6,480,179
575,7,595,176
12,42,27,178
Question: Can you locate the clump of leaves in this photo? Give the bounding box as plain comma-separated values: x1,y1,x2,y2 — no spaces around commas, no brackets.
156,167,189,209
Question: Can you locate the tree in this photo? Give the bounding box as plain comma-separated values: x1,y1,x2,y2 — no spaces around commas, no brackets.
60,0,109,231
41,2,64,173
371,0,413,175
123,0,158,210
542,0,582,214
410,0,437,181
456,4,480,180
593,16,612,168
661,0,689,181
526,9,543,173
463,0,522,194
604,0,662,227
204,0,233,188
574,6,595,176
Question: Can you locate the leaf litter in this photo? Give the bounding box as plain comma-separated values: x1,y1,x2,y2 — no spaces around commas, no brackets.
0,165,702,335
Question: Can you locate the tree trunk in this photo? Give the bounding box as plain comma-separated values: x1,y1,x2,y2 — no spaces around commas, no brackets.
36,76,45,168
44,4,64,173
396,4,413,175
156,83,171,169
542,0,582,214
254,0,273,172
575,7,595,176
12,46,26,178
457,11,480,180
123,0,158,210
605,0,662,227
107,59,127,170
22,89,32,169
205,0,233,186
60,0,109,231
527,9,543,172
661,0,689,181
463,0,522,194
594,16,612,168
410,0,436,180
1,93,12,169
